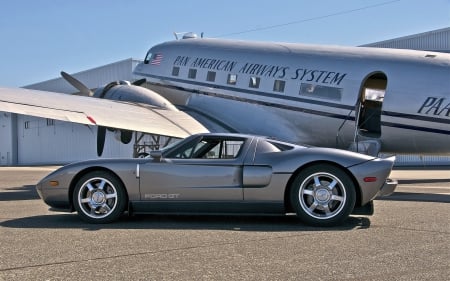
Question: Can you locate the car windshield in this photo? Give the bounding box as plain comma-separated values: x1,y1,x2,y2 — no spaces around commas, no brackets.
158,138,184,153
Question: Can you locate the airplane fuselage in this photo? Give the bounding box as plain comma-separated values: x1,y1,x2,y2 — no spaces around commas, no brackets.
134,37,450,155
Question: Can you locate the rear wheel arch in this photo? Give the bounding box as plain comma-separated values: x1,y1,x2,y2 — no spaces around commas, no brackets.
284,161,362,213
287,162,360,226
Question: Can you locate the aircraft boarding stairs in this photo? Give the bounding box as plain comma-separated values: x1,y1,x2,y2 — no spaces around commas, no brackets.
348,138,381,157
337,109,397,210
337,102,383,157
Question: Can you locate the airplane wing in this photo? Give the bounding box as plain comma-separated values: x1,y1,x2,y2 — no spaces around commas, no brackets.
0,87,208,138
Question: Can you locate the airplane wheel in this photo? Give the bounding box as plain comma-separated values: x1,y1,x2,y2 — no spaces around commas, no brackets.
73,171,127,223
137,152,150,158
290,164,355,226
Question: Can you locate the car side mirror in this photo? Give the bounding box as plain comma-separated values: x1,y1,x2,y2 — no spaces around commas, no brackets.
150,150,163,161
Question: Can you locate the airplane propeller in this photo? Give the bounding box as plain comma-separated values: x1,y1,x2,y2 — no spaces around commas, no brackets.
132,78,147,86
97,126,107,157
60,71,94,97
60,71,147,157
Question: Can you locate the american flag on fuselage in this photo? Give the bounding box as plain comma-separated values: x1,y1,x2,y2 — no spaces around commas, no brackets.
151,53,163,65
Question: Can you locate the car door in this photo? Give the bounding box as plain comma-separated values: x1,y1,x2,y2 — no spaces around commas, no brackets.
139,136,248,201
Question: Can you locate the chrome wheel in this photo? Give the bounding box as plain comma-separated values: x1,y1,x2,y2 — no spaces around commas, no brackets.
299,172,346,220
290,165,355,226
73,171,126,223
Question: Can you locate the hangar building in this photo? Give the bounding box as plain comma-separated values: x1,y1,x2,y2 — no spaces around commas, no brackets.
361,27,450,53
1,28,449,166
0,59,145,165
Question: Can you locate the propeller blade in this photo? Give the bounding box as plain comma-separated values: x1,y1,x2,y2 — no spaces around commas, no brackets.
97,126,107,157
61,71,93,97
132,78,146,86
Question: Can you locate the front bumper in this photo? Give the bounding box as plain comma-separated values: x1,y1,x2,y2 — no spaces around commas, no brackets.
36,181,72,211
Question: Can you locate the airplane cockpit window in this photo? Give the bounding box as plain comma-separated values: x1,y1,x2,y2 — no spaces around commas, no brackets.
299,83,342,101
144,52,152,64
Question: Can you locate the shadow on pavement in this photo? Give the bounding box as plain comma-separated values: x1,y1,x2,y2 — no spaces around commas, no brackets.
378,192,450,203
0,185,40,201
399,178,450,184
0,213,371,232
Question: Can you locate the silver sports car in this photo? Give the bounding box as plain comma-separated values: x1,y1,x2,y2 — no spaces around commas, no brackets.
36,133,396,226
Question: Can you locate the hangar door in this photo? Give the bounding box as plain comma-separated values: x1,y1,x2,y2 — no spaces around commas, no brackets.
16,116,136,165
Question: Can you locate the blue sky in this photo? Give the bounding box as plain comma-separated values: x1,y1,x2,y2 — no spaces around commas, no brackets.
0,0,448,87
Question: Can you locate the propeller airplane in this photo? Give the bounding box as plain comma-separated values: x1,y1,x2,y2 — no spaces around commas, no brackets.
1,33,449,158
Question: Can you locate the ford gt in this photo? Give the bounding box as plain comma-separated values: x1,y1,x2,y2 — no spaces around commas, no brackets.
36,133,396,226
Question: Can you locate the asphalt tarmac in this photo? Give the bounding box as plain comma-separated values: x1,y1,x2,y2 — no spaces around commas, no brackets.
0,166,449,281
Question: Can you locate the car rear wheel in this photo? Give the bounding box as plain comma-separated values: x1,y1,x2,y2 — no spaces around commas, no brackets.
73,171,127,223
290,164,356,226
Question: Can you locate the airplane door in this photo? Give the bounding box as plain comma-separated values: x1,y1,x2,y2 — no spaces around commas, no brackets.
356,72,387,138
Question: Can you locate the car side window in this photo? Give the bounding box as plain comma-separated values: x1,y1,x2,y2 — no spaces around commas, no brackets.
171,138,245,159
203,140,244,159
255,140,295,153
173,141,206,159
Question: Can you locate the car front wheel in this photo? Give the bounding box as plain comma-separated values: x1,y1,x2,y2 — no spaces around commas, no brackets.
290,164,356,226
73,171,127,223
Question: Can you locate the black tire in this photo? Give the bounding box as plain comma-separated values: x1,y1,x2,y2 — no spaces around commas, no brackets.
290,164,356,226
137,152,150,158
73,171,127,223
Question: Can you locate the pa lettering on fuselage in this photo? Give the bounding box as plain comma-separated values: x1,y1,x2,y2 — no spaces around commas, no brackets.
418,97,450,117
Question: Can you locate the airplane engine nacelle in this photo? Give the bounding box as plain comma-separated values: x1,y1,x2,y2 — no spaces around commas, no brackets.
60,72,179,157
93,84,178,111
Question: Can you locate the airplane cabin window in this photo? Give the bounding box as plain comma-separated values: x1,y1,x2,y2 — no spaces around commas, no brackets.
249,76,260,88
172,67,180,76
188,69,197,79
273,80,285,93
227,74,237,85
207,71,216,82
299,83,342,101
